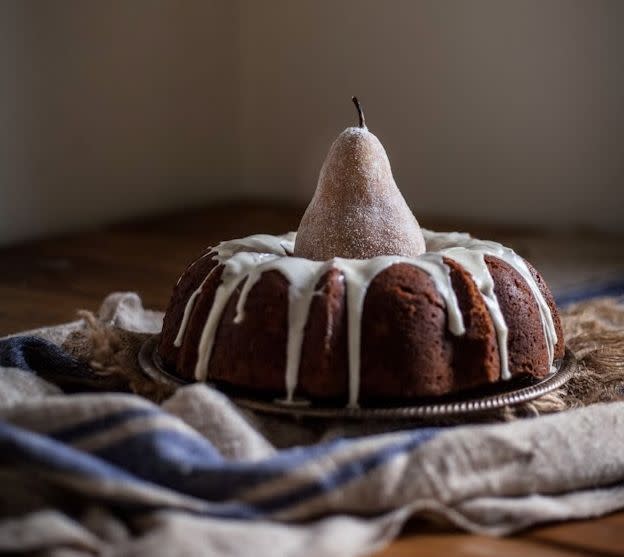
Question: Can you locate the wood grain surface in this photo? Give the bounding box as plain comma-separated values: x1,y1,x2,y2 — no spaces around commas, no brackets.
1,202,621,556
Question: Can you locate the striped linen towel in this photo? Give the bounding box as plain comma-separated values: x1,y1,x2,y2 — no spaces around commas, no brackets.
1,293,623,556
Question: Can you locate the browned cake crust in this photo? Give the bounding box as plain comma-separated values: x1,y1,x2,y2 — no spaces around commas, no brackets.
485,256,549,378
359,264,454,398
159,250,564,402
445,258,501,390
159,249,218,371
298,269,349,398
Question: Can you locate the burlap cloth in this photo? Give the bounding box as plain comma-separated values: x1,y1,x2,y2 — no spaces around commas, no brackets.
61,296,624,420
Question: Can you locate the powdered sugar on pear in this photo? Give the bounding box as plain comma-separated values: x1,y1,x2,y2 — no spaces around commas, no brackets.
294,119,426,260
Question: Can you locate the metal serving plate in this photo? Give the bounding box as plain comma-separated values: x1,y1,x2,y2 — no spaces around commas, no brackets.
139,335,577,420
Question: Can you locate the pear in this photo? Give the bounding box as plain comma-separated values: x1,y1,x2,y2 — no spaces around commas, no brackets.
294,98,426,261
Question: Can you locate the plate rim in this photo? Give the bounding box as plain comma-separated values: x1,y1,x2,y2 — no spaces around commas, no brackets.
139,335,577,420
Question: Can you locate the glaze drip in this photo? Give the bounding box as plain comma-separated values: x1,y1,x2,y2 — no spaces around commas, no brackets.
173,230,558,405
423,230,558,371
438,247,510,379
331,254,464,407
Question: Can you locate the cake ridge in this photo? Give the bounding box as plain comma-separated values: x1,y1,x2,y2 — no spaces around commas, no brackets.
424,229,558,369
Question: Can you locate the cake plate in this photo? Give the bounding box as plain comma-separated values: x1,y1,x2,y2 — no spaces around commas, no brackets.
139,335,577,420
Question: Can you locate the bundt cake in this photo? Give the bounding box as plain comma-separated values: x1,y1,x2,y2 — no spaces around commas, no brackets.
158,230,564,406
158,98,564,407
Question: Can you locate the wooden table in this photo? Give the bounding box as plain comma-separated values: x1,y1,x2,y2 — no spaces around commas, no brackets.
1,203,622,556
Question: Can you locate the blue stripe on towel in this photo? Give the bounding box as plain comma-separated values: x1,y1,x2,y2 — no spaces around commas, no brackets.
43,403,437,497
167,428,439,519
254,428,438,515
555,280,624,307
0,419,259,518
44,401,439,499
0,416,440,518
51,407,161,443
0,420,142,484
92,427,440,502
0,336,87,374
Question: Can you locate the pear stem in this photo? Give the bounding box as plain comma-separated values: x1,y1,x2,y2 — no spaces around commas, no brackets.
351,96,366,128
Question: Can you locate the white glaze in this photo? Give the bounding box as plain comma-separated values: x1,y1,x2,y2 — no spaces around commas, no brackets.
438,247,510,379
173,265,219,347
423,230,558,371
330,253,464,407
174,234,294,348
233,256,334,402
173,230,558,405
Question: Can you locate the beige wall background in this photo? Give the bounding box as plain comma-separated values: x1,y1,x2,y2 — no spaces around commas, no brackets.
2,1,623,246
1,1,239,246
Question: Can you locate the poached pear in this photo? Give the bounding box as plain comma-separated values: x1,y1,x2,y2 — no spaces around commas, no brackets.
294,97,426,261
